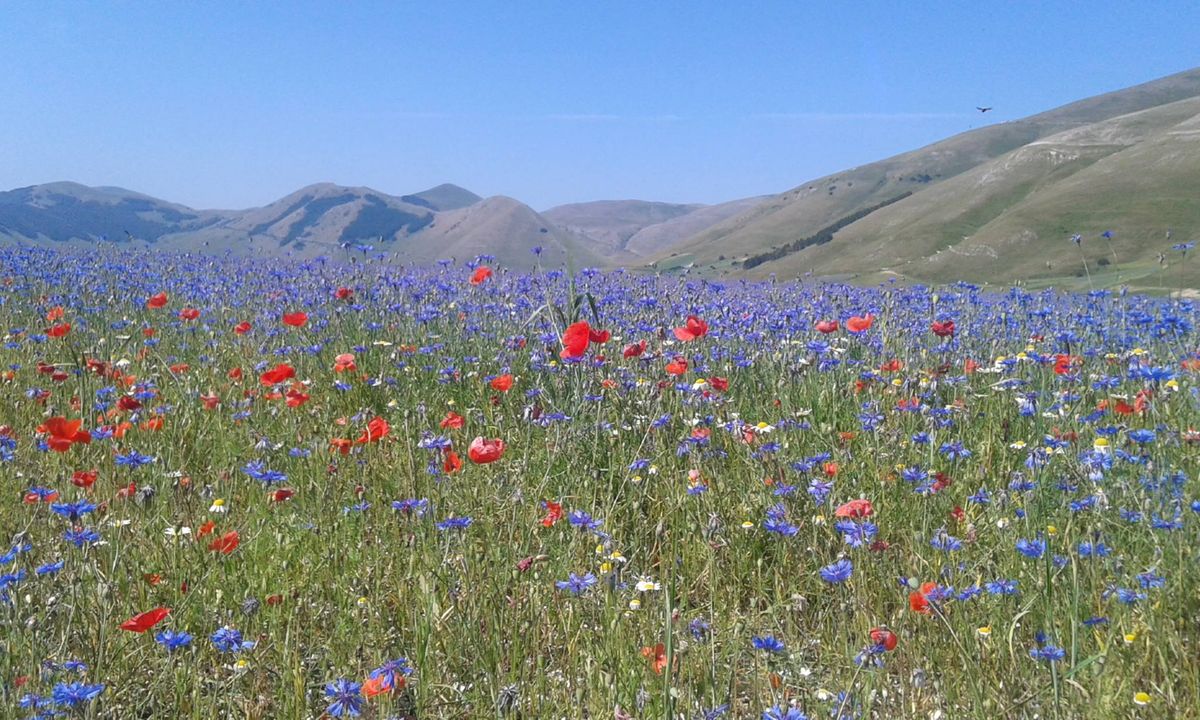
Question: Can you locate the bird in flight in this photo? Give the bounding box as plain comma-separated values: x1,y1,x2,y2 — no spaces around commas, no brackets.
976,106,993,113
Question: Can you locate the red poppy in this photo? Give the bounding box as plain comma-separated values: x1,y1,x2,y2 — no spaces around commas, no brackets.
846,314,874,333
909,581,938,614
440,411,465,429
560,321,592,359
363,674,401,698
259,363,296,386
146,292,168,309
117,395,142,412
622,340,647,358
45,306,65,322
329,438,352,455
46,323,71,338
355,417,390,444
179,307,200,321
470,266,493,285
23,488,59,504
120,607,170,633
588,327,611,344
664,357,688,376
540,500,563,527
198,520,216,537
673,315,708,342
880,358,903,373
708,376,729,392
931,320,955,337
271,488,295,503
1054,354,1080,375
815,319,839,334
208,531,240,554
490,374,514,391
835,498,874,518
334,286,354,300
72,470,98,489
284,388,309,408
333,353,356,373
282,312,308,327
869,626,898,651
641,643,668,674
234,321,252,335
467,436,505,464
443,449,463,474
38,417,92,452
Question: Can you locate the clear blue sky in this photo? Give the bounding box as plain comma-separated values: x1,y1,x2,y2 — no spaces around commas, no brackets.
1,2,1197,210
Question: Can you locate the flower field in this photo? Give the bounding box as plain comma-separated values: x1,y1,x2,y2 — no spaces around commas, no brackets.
1,243,1198,719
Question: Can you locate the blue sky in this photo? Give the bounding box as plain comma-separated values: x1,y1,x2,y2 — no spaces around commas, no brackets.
1,2,1197,210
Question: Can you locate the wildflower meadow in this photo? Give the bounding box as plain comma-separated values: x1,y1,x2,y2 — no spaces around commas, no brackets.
1,243,1198,719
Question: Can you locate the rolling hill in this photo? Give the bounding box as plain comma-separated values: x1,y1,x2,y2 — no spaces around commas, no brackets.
0,182,620,268
543,197,764,257
661,66,1200,289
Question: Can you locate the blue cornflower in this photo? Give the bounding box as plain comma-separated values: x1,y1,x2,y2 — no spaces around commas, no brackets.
115,450,155,468
1127,429,1156,444
436,516,472,531
966,488,991,505
1015,537,1046,559
1137,571,1165,589
835,520,877,548
702,704,730,719
806,478,833,505
819,558,853,584
556,572,598,595
985,579,1019,596
689,617,711,642
63,527,101,547
155,630,193,651
1029,644,1066,662
751,635,785,653
324,678,364,717
939,441,972,460
211,626,256,653
567,510,603,531
368,657,413,691
391,498,429,517
763,518,798,536
242,461,287,484
50,499,97,520
51,681,105,707
36,560,64,575
762,706,808,720
929,528,962,552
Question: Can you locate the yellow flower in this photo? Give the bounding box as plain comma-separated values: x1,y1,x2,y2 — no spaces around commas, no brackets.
1124,632,1138,644
209,498,227,513
977,625,992,637
628,598,642,611
1134,692,1151,706
741,521,755,530
356,596,369,608
599,561,613,574
1046,525,1058,536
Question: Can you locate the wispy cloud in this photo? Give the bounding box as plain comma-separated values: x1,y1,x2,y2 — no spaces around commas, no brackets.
748,111,970,121
543,113,684,123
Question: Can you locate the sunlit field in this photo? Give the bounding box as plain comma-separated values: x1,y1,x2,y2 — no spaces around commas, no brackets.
1,243,1198,719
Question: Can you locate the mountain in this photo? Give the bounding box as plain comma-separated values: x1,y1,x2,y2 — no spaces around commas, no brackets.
543,197,766,257
0,181,626,269
0,181,224,244
543,200,703,251
400,183,482,212
662,66,1200,289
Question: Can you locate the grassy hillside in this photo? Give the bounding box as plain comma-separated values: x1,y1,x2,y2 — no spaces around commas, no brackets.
663,67,1200,288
